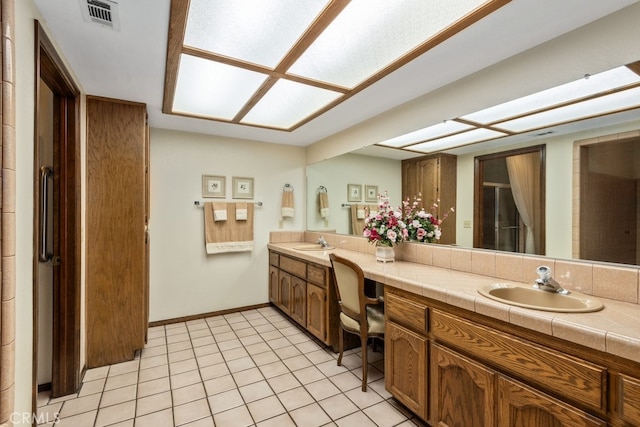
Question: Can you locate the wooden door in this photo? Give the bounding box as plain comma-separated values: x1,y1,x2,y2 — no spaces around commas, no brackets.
268,266,279,304
306,284,326,342
290,277,306,326
385,321,428,421
431,343,497,427
498,376,606,427
278,271,292,315
86,97,147,367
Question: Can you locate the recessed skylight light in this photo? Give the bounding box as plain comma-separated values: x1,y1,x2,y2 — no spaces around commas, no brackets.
164,0,508,131
378,120,473,147
408,128,508,153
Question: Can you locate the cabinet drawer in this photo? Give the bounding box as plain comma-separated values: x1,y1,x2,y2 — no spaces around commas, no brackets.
619,374,640,424
269,252,279,267
431,309,606,411
386,292,428,333
307,264,326,287
280,256,306,279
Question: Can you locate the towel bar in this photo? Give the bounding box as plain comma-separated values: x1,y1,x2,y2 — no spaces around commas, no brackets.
194,200,263,207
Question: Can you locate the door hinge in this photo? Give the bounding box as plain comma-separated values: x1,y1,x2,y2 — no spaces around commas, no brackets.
51,256,61,266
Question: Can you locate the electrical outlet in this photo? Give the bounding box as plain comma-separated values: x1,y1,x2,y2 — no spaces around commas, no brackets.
463,220,472,228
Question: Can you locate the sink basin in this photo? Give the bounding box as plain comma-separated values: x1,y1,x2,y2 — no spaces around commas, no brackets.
478,283,604,313
293,244,334,251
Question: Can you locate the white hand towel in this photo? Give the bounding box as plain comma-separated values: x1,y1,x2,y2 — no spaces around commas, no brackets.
356,205,366,219
236,202,248,221
213,202,227,221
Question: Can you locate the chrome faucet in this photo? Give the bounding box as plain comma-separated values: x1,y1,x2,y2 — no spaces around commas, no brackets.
533,266,569,295
317,236,330,248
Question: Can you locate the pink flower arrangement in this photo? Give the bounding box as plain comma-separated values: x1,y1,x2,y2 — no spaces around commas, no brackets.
402,194,454,243
363,192,407,247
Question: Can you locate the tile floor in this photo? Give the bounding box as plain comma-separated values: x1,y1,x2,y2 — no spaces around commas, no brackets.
37,306,425,426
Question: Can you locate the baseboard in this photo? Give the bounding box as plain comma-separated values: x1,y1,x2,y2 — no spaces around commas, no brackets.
148,302,271,328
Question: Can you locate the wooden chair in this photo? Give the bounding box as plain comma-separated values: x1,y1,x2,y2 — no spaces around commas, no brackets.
329,253,384,391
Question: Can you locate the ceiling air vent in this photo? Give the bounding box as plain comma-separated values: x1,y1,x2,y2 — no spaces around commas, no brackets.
80,0,121,31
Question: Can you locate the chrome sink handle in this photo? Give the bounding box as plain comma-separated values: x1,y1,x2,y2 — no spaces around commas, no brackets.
533,265,570,295
317,236,330,248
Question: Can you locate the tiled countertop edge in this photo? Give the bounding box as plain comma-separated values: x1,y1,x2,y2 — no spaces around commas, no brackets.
267,242,640,364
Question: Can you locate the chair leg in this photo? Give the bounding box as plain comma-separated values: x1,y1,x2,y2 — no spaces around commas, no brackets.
361,334,368,391
337,327,344,366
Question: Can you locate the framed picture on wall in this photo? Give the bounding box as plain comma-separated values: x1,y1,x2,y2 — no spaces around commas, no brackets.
232,176,254,199
347,184,362,202
202,175,226,198
365,185,378,202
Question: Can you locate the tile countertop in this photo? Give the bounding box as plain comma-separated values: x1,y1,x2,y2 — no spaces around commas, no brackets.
268,242,640,365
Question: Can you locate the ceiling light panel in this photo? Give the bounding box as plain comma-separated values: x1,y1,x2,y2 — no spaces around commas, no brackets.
241,79,343,129
288,0,487,88
184,0,328,68
378,120,473,147
462,66,640,124
496,86,640,132
408,128,508,153
172,54,268,120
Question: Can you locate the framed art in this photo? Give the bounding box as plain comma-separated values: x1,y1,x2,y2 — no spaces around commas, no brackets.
347,184,362,202
232,176,254,199
365,185,378,202
202,175,226,198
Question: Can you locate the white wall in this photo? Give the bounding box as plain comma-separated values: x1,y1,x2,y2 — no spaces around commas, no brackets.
306,154,402,234
149,128,306,321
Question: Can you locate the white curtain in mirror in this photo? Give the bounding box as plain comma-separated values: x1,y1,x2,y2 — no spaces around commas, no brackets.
506,153,540,254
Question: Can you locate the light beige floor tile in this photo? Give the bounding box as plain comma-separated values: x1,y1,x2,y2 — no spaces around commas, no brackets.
222,346,250,361
230,321,252,331
252,350,280,366
335,410,377,427
83,366,109,382
210,325,233,334
293,366,325,385
238,380,274,403
194,343,220,357
295,340,323,353
287,333,312,345
182,416,215,427
137,376,170,398
259,361,289,379
170,358,199,375
214,331,238,342
171,369,203,389
236,327,259,338
58,393,100,418
100,384,136,408
94,400,135,427
319,394,360,420
233,367,265,386
267,373,301,393
363,400,409,427
267,337,291,349
278,386,315,411
197,351,224,368
169,348,196,363
246,342,271,355
274,345,302,359
37,391,51,407
218,339,243,351
213,404,254,427
306,349,335,364
289,402,332,427
317,359,349,377
136,391,172,417
141,345,167,359
344,387,384,409
78,377,106,397
203,374,237,396
139,354,168,370
340,353,363,370
208,389,244,414
247,395,286,423
368,378,392,399
104,371,139,391
189,327,211,338
167,332,190,344
109,359,140,377
172,382,206,406
138,364,169,383
145,337,167,349
199,362,230,380
167,340,193,354
283,355,312,371
256,413,297,427
38,401,63,422
329,371,362,392
240,334,264,346
305,378,341,401
191,336,216,348
227,356,256,373
174,398,211,426
134,408,175,427
55,409,97,427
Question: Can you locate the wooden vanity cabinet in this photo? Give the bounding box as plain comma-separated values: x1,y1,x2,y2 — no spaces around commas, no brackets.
384,287,625,427
402,153,456,244
306,284,326,342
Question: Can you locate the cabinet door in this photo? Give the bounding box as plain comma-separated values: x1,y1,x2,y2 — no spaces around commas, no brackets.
385,321,428,421
431,343,497,427
290,277,306,326
269,266,279,304
498,376,606,427
306,284,326,342
278,271,292,315
619,374,640,425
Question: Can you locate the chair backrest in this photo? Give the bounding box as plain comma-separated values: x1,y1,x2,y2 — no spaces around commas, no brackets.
329,254,365,320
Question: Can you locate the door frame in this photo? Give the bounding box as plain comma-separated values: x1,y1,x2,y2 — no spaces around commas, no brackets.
33,21,81,401
473,145,545,254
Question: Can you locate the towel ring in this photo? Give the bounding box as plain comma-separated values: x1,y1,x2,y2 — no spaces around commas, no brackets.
283,183,294,192
317,185,328,193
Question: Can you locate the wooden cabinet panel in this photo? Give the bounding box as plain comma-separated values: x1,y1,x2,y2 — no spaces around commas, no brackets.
268,265,279,304
498,376,606,427
290,276,306,326
431,343,497,427
269,252,279,267
278,272,292,315
280,255,306,279
385,321,428,421
306,284,326,342
431,309,606,411
307,264,326,287
386,292,428,332
619,374,640,425
86,97,148,367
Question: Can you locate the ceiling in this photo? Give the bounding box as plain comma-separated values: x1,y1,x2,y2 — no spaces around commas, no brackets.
34,0,640,149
